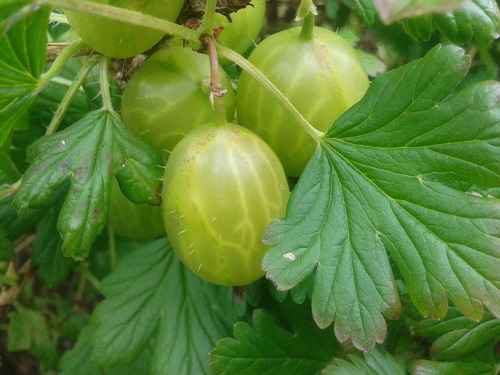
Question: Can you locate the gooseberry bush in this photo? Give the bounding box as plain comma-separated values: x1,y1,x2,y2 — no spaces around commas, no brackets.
0,0,499,373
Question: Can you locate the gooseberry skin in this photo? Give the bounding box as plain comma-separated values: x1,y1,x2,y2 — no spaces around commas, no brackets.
162,122,289,286
65,0,184,58
121,46,236,159
108,180,165,240
236,26,369,177
215,0,266,60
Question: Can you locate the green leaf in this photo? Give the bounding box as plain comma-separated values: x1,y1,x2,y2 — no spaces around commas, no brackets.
401,0,500,44
7,308,59,371
433,0,500,44
32,208,73,287
342,0,379,26
262,45,500,351
90,238,245,374
323,348,407,375
210,299,341,375
410,359,496,374
373,0,464,23
59,321,153,375
0,5,49,148
0,194,46,239
413,307,500,360
13,109,163,259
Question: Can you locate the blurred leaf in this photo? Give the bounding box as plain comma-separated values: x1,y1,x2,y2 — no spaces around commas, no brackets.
342,0,379,26
410,359,496,374
210,299,340,375
0,5,49,148
8,308,59,371
374,0,463,23
401,0,500,44
90,239,245,375
13,109,163,259
355,49,387,77
413,307,500,360
0,194,46,239
262,45,500,351
323,348,407,374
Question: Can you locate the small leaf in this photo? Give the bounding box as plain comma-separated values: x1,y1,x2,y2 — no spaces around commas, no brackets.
13,109,163,259
323,348,407,375
90,238,244,374
210,299,341,375
373,0,464,23
0,5,49,148
263,45,500,351
413,307,500,360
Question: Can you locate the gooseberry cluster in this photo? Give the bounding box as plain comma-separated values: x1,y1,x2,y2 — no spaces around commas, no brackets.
66,0,369,286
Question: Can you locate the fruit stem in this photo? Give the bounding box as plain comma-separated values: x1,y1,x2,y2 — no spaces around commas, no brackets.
39,39,88,87
36,0,202,49
45,55,101,135
201,35,228,126
99,56,114,113
216,44,324,142
299,13,315,41
202,0,218,35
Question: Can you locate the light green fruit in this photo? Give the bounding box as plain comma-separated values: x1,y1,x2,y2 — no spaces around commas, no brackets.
236,26,369,177
121,46,236,160
65,0,184,58
162,122,289,286
215,0,266,60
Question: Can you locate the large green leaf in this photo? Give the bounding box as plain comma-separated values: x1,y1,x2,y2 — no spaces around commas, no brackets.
401,0,500,44
13,109,164,259
262,45,500,351
411,359,496,374
0,5,49,148
211,299,341,375
90,239,245,374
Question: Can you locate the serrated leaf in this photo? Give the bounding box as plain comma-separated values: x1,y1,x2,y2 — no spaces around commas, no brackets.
410,359,496,374
91,238,244,374
0,5,49,148
413,307,500,360
13,109,163,259
210,299,340,375
323,348,407,375
373,0,463,23
32,208,73,287
263,45,500,351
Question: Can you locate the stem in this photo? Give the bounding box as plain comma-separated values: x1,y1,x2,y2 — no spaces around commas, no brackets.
202,35,228,125
45,55,100,135
99,56,113,112
202,0,218,35
37,0,201,48
39,39,87,87
46,42,94,62
299,13,315,40
216,44,323,141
